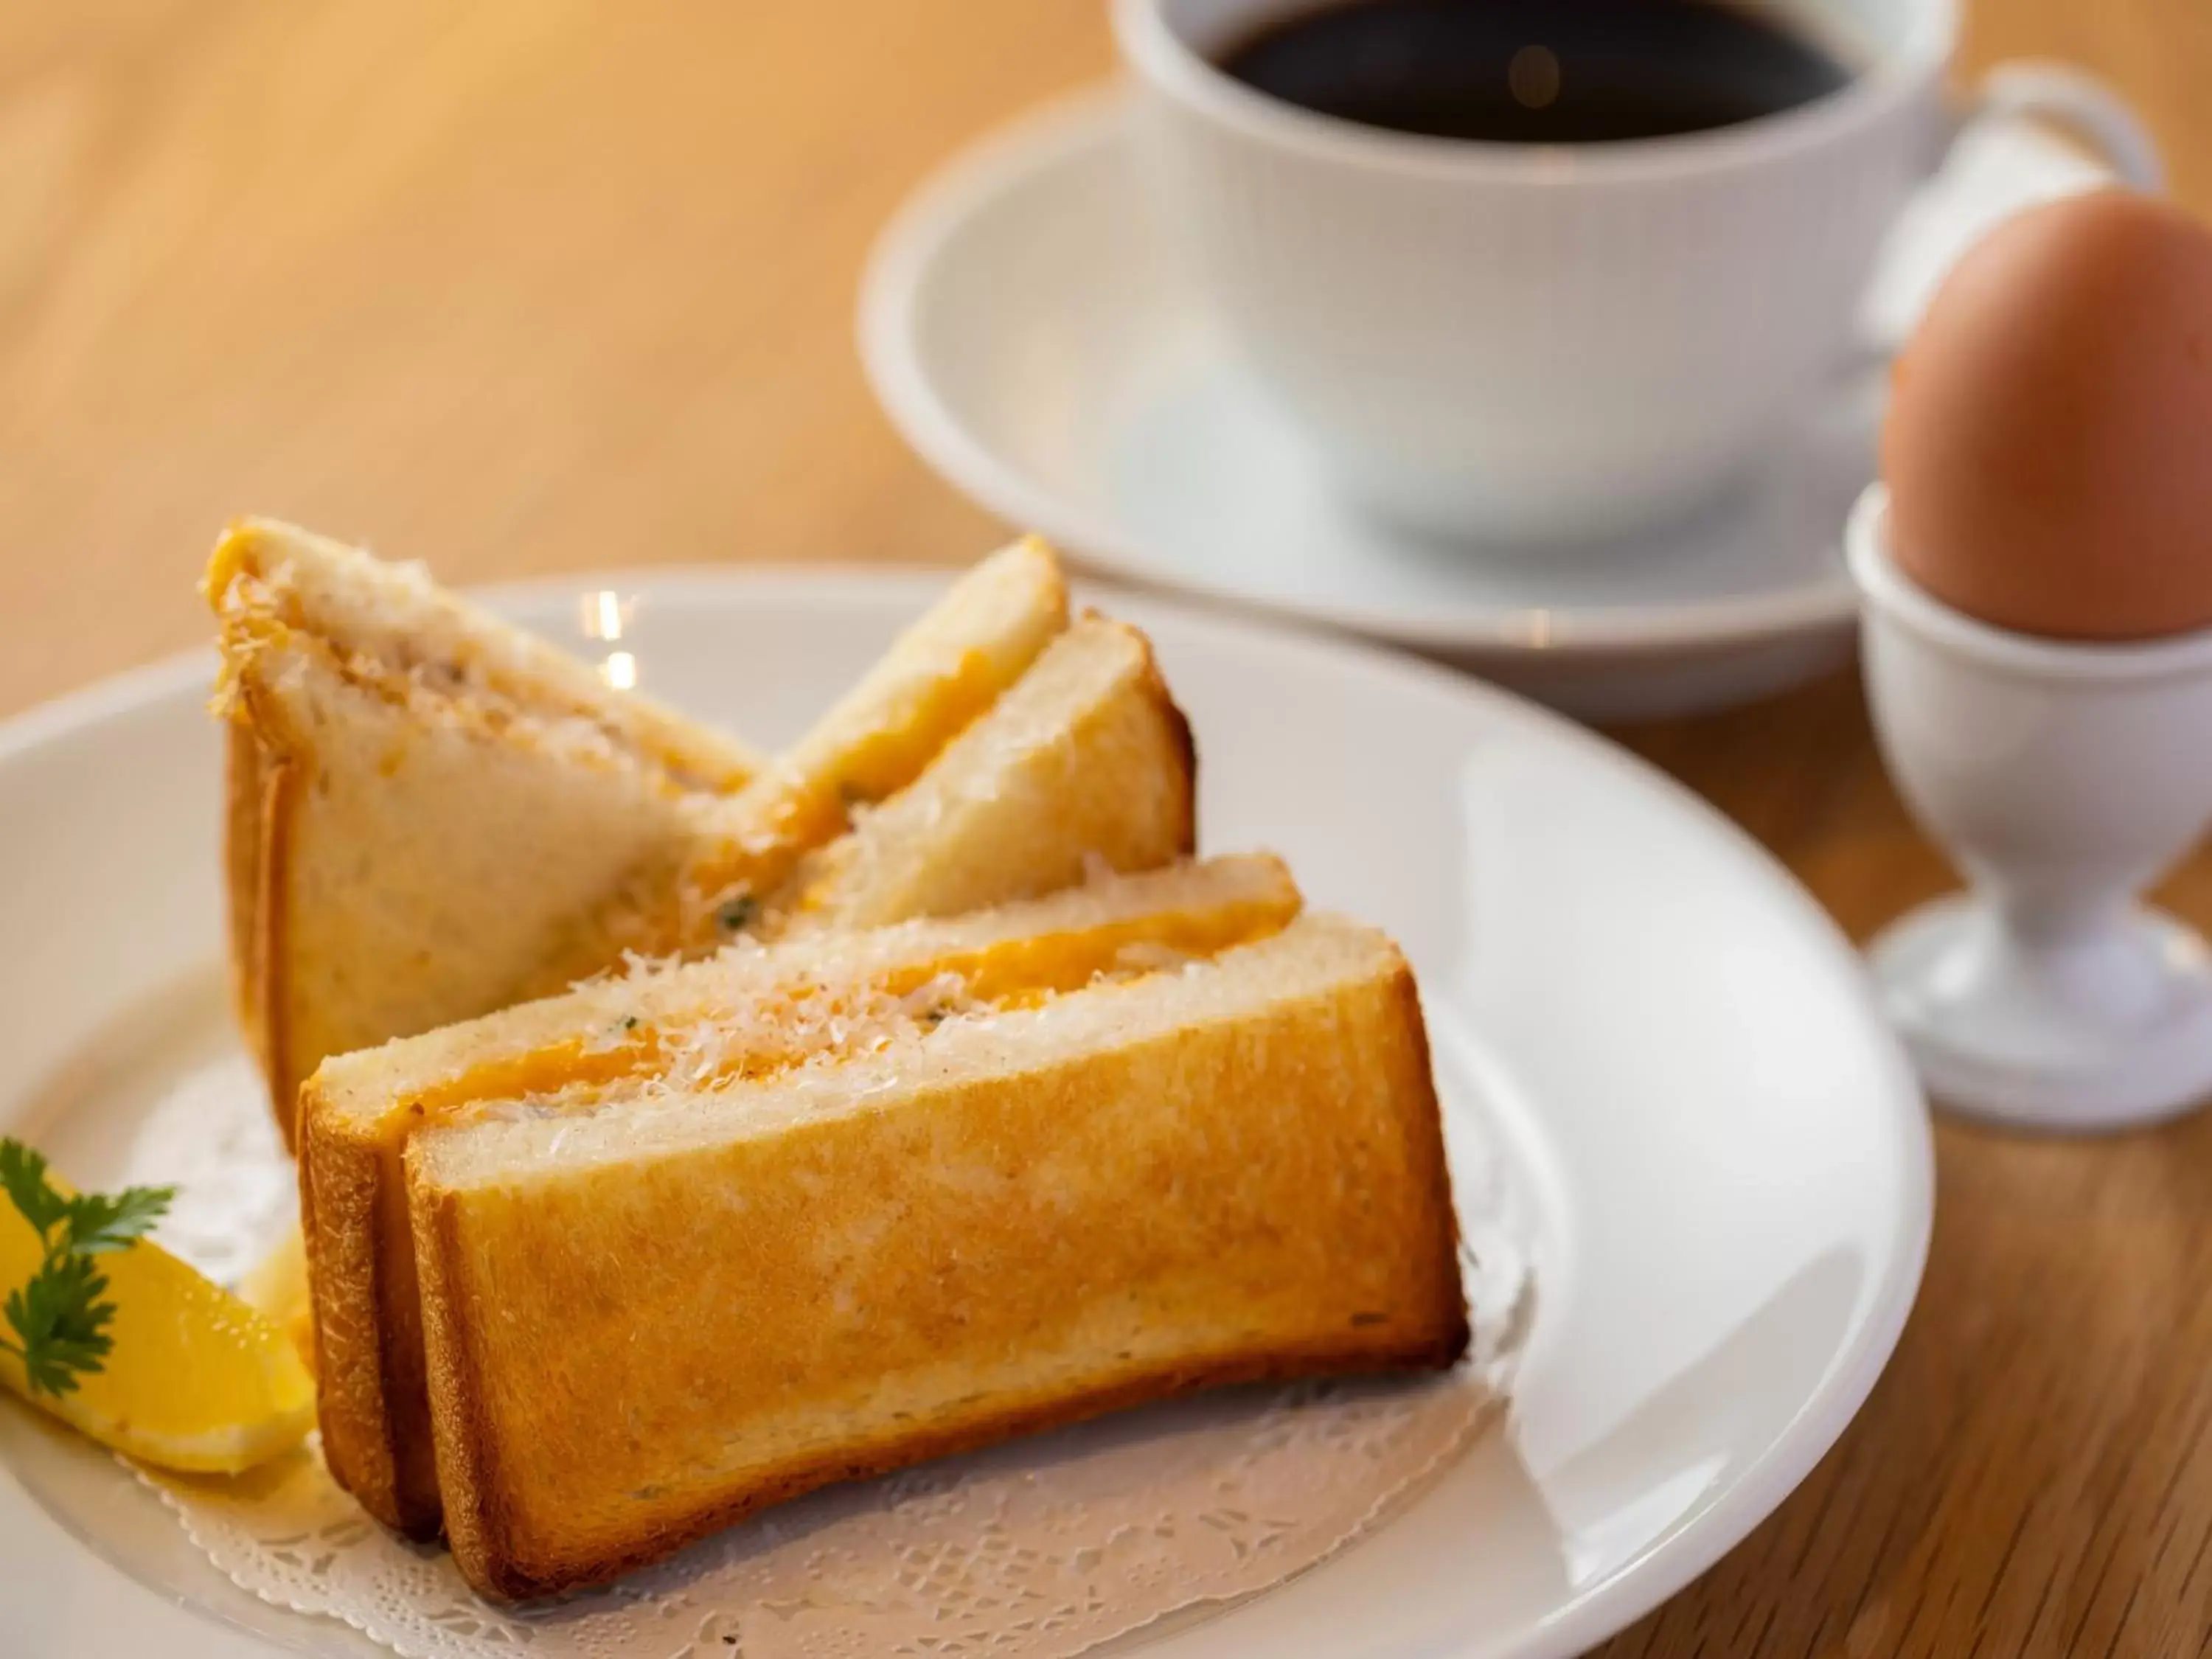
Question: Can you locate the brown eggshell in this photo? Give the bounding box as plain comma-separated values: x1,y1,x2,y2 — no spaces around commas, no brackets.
1882,189,2212,641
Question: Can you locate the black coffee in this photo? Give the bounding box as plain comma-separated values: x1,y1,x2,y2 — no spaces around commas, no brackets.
1215,0,1854,145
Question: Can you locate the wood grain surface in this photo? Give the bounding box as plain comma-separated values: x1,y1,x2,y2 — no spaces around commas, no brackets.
1,2,2208,1654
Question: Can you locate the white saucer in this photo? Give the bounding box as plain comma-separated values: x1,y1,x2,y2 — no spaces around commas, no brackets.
860,88,2116,721
0,571,1929,1657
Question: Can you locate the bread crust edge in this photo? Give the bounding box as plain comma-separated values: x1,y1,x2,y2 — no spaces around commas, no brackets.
1142,633,1199,860
440,1307,1468,1601
302,1098,448,1539
257,724,302,1148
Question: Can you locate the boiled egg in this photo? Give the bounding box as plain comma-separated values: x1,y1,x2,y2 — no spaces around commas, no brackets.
1882,189,2212,641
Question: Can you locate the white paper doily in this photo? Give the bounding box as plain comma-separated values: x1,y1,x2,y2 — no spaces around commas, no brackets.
131,1056,1527,1659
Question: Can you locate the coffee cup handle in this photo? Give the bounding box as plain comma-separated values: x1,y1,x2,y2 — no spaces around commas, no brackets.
1947,60,2163,192
1855,63,2161,364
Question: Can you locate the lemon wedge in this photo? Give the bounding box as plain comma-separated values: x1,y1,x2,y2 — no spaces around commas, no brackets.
0,1186,315,1473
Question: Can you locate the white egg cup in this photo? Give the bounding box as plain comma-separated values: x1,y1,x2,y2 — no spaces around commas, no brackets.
1848,485,2212,1132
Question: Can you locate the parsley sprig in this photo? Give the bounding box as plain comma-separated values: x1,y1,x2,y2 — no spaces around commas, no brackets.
0,1138,173,1397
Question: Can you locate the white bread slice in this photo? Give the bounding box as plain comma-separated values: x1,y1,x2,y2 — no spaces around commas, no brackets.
208,519,762,1141
298,855,1295,1536
777,613,1196,928
407,915,1468,1599
728,534,1068,814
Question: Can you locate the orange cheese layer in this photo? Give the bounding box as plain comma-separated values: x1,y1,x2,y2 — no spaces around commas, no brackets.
401,893,1289,1126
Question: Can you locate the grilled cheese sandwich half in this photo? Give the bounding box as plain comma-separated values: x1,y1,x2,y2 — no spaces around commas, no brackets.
405,909,1467,1599
301,850,1257,1536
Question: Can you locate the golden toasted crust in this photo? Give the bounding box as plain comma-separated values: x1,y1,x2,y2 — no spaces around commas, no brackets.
222,723,263,1059
408,922,1467,1599
300,1102,448,1537
434,1281,1461,1603
257,723,301,1133
223,720,292,1094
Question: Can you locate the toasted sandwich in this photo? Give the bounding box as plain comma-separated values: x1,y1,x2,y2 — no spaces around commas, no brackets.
405,908,1466,1599
209,525,1075,1141
303,855,1293,1537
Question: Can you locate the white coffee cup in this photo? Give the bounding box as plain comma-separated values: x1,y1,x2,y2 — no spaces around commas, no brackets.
1114,0,2160,546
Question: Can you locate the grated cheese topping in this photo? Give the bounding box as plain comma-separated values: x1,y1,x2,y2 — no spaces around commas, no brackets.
469,968,980,1127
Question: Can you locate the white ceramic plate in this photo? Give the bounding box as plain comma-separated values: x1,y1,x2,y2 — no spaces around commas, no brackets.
860,87,2115,721
0,571,1930,1657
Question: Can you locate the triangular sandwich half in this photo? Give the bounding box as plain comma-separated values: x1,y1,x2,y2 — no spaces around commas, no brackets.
406,910,1467,1599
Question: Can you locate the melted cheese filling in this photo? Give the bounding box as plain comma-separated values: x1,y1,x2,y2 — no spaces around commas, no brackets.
406,911,1272,1133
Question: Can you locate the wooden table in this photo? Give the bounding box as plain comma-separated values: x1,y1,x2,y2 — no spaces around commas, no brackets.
4,3,2209,1653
